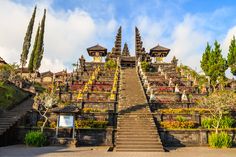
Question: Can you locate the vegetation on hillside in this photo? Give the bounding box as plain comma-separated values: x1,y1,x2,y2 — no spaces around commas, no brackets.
0,81,29,110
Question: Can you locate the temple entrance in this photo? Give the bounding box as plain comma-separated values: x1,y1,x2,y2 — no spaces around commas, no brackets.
120,56,136,67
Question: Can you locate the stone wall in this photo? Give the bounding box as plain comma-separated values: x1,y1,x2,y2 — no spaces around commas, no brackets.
15,127,115,147
159,129,236,147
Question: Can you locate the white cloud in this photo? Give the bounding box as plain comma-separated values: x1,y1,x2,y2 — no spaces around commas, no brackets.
0,1,116,72
40,57,65,72
168,14,212,69
222,26,236,56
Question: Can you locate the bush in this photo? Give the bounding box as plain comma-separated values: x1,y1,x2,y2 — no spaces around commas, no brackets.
220,116,235,129
0,82,29,110
209,132,232,148
201,116,235,129
37,120,44,127
34,82,45,93
141,61,151,72
201,118,213,129
25,131,47,147
160,121,196,129
176,115,187,122
49,121,57,128
105,59,117,70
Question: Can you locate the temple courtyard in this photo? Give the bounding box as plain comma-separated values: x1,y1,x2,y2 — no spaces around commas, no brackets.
1,145,236,157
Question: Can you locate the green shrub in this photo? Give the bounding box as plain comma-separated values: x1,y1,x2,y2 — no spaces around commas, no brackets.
105,60,117,70
0,82,29,110
220,116,235,129
25,131,47,147
201,118,214,129
176,115,187,122
34,82,45,93
141,62,150,72
209,132,232,148
201,116,235,129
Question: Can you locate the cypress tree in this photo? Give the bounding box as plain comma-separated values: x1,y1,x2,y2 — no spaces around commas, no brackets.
33,9,46,71
28,23,40,72
227,36,236,76
200,43,211,76
20,6,37,75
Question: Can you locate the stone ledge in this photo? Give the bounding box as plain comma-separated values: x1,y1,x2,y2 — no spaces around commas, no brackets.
50,137,77,147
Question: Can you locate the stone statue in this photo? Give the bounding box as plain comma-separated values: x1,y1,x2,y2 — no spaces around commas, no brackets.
181,90,188,102
149,89,156,102
174,84,180,93
158,66,161,72
168,78,173,87
164,73,168,80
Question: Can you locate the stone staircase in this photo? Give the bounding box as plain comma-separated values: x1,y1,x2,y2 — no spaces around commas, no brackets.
0,98,33,137
116,67,164,152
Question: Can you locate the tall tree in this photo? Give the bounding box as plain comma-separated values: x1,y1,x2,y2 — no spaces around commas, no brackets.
227,36,236,76
201,42,211,76
28,23,40,73
20,6,37,75
33,9,46,72
208,41,228,87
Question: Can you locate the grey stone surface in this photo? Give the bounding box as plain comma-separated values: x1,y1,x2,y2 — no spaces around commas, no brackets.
1,145,236,157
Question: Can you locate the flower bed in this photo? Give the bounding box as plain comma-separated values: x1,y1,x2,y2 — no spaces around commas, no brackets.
160,121,197,129
75,120,108,129
158,108,210,114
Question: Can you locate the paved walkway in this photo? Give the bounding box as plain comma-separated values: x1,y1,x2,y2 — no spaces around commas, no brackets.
0,145,236,157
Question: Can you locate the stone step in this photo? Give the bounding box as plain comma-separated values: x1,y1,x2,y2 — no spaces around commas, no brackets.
117,122,155,126
116,141,161,145
117,126,156,130
117,134,158,138
118,129,157,132
118,120,154,123
116,148,164,152
117,129,157,133
0,125,11,129
117,136,161,141
0,122,13,125
118,114,153,120
116,145,163,149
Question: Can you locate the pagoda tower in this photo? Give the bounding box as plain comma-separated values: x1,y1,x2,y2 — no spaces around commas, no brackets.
122,43,130,56
109,26,122,59
149,44,170,63
87,44,107,62
135,27,145,60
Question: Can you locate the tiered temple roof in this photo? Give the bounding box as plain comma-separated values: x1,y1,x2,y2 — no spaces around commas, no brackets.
87,44,107,62
87,44,107,57
149,44,170,57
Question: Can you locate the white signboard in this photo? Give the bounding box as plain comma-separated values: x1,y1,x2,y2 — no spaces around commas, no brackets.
59,115,74,128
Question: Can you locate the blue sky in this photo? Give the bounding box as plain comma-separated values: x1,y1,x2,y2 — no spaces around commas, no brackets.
1,0,236,77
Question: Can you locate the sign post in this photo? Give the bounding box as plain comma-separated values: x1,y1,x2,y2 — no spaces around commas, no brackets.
56,114,75,139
